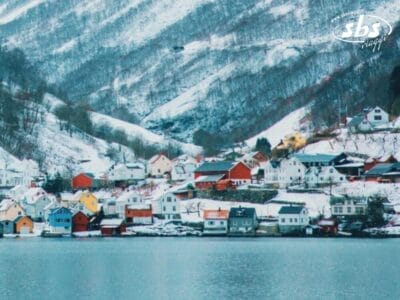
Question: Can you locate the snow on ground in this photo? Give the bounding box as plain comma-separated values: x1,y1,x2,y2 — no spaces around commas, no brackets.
0,0,46,25
37,112,135,175
332,181,400,204
303,129,400,159
246,106,310,148
142,63,236,123
91,111,201,155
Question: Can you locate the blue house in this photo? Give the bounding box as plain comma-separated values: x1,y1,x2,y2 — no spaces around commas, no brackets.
48,207,73,234
0,220,15,234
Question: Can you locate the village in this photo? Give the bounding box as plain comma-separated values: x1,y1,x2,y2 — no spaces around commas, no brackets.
1,105,400,239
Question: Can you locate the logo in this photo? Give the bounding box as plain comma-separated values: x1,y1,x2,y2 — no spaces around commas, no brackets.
331,12,392,51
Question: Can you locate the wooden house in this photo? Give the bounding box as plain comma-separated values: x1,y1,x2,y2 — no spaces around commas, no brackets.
72,211,89,232
48,207,73,234
79,191,98,214
100,218,126,236
228,207,257,236
125,204,153,225
278,206,309,235
14,216,33,234
0,220,14,234
148,154,172,177
72,173,94,190
203,209,229,236
0,199,25,221
194,161,251,189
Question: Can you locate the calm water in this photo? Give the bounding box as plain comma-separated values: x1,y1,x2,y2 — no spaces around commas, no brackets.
1,237,399,300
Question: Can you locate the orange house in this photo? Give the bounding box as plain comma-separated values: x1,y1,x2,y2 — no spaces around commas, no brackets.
14,216,33,234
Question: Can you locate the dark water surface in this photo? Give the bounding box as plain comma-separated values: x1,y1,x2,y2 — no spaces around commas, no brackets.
0,237,399,300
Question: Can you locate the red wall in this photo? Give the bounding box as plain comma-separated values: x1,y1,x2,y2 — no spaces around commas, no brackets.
229,162,251,180
125,208,153,218
72,212,89,232
72,174,93,189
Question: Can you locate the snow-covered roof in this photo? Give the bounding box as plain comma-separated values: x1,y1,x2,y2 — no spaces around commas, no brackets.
100,218,124,227
0,199,17,212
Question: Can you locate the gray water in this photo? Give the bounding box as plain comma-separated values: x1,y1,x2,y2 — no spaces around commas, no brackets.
0,238,399,300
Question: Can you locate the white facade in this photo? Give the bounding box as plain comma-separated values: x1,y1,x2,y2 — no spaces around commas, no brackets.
0,169,24,188
278,208,309,227
331,199,367,216
305,166,346,187
153,192,180,220
115,190,143,218
108,163,146,181
264,157,306,188
148,154,172,177
204,219,228,235
366,106,389,126
21,187,51,220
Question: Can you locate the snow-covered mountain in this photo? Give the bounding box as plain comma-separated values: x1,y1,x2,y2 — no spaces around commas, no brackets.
0,0,399,143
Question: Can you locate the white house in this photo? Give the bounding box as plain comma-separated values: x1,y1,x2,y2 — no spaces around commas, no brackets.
304,166,347,187
148,154,172,177
20,187,51,221
108,162,146,182
203,209,229,235
152,192,181,220
278,205,309,234
365,106,389,126
264,157,306,188
115,190,143,218
330,195,368,216
0,169,24,188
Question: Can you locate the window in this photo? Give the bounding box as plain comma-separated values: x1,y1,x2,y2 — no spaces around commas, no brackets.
208,221,214,225
281,218,285,223
347,207,352,213
294,218,298,223
167,197,172,202
338,207,343,213
330,169,333,173
220,221,224,225
289,218,293,223
375,109,381,113
163,206,166,212
340,177,343,181
172,206,176,212
300,218,303,223
374,115,382,120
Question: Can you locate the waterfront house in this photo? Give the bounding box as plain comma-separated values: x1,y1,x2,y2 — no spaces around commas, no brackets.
330,195,367,217
72,173,94,190
203,209,229,235
72,211,89,232
21,187,51,221
153,192,181,220
0,199,25,221
100,218,126,236
148,154,172,177
228,207,257,236
317,218,338,236
194,161,251,189
14,216,33,234
278,206,309,235
0,220,14,234
79,191,98,214
48,207,73,234
125,204,153,225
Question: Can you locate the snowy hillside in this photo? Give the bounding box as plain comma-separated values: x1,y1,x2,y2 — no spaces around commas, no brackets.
1,0,399,142
302,129,400,160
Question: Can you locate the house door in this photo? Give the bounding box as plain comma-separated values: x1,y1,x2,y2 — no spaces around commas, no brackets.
20,226,30,234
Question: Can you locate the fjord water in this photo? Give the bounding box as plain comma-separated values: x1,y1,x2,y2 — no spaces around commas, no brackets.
1,238,399,299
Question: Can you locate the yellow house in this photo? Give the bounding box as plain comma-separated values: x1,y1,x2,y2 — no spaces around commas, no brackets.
79,192,98,214
277,132,306,151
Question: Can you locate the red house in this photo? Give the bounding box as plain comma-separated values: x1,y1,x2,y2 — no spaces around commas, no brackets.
100,219,127,236
72,211,89,232
125,204,153,225
72,173,94,189
194,161,251,189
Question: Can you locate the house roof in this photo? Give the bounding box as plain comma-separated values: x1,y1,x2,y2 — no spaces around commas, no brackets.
229,207,256,218
278,206,305,214
50,207,72,215
347,115,365,127
100,218,124,227
294,153,341,164
0,199,18,212
14,215,31,223
195,174,225,183
365,163,395,176
204,209,229,220
195,161,235,173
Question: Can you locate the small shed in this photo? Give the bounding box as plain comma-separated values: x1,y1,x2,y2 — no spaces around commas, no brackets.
1,220,15,234
72,211,90,232
125,204,153,225
100,218,126,236
14,216,33,234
